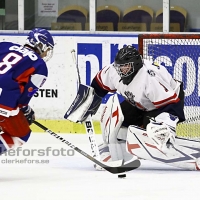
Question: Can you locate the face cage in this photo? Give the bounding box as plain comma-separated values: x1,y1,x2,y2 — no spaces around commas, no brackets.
114,62,134,78
43,48,53,62
35,42,54,62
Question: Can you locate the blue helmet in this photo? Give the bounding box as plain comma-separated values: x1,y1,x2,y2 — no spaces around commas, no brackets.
25,28,54,62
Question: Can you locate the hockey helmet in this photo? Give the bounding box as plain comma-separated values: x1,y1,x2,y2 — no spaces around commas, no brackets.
114,45,143,85
25,28,54,62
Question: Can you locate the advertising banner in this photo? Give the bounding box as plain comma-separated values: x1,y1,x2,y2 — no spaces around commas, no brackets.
0,34,138,121
0,33,199,134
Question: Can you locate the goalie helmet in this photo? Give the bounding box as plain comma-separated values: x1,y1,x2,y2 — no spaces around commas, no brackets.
25,28,54,62
114,45,143,85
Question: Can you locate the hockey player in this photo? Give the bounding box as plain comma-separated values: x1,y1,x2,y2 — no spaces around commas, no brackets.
0,28,54,155
65,45,185,165
91,45,185,162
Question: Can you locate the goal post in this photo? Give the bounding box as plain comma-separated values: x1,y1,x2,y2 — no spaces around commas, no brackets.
138,34,200,140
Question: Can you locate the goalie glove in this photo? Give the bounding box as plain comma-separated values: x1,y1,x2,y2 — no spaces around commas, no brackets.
146,112,179,153
64,84,102,123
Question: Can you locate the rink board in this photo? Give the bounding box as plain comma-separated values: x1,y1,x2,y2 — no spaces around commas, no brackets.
0,33,199,139
30,120,102,134
30,120,200,139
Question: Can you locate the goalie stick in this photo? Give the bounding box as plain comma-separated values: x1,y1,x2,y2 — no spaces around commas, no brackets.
84,115,101,160
71,49,81,85
33,120,141,174
71,49,100,160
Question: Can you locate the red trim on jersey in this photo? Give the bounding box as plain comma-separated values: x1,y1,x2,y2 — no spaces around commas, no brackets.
95,70,116,92
18,104,28,108
153,93,180,108
1,133,14,148
15,67,35,93
0,104,17,111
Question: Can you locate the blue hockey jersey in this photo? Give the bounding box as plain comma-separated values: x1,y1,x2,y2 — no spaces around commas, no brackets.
0,42,48,117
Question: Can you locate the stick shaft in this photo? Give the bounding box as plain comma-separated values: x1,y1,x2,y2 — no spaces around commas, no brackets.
33,120,140,174
71,50,81,84
84,115,100,159
71,49,100,159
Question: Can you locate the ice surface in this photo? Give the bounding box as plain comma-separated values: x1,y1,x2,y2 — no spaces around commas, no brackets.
0,133,199,200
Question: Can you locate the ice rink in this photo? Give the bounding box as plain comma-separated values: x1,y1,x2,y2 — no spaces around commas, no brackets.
0,132,199,200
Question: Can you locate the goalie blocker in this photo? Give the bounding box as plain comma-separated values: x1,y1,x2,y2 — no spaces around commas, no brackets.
64,84,102,123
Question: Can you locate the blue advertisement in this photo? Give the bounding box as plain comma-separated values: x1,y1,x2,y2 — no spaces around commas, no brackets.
77,40,138,103
77,36,199,106
77,43,139,85
147,44,199,106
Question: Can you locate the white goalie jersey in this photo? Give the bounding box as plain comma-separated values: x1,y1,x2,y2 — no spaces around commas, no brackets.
95,60,181,111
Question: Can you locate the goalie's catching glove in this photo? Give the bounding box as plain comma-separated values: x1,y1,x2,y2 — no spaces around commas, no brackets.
20,105,35,125
146,112,179,153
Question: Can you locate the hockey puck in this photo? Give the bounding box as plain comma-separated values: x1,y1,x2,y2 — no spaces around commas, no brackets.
118,174,126,178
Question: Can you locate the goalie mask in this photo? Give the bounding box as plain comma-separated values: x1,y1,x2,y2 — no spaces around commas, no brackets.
25,28,54,62
114,45,143,85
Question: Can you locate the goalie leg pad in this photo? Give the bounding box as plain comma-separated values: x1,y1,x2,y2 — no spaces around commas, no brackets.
127,125,200,170
108,127,135,162
117,127,135,162
108,142,134,162
117,126,128,141
100,94,134,162
100,94,124,144
98,142,131,163
98,143,112,162
108,143,123,161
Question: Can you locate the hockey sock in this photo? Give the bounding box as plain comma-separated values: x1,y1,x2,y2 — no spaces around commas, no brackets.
0,132,31,155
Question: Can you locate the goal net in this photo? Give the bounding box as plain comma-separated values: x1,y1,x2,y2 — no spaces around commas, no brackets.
138,34,200,140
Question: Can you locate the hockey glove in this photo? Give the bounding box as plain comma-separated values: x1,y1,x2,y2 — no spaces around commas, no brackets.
20,105,35,125
146,112,179,153
64,84,102,123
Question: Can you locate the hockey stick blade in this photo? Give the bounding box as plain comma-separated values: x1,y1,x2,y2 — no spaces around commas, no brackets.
33,121,140,174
